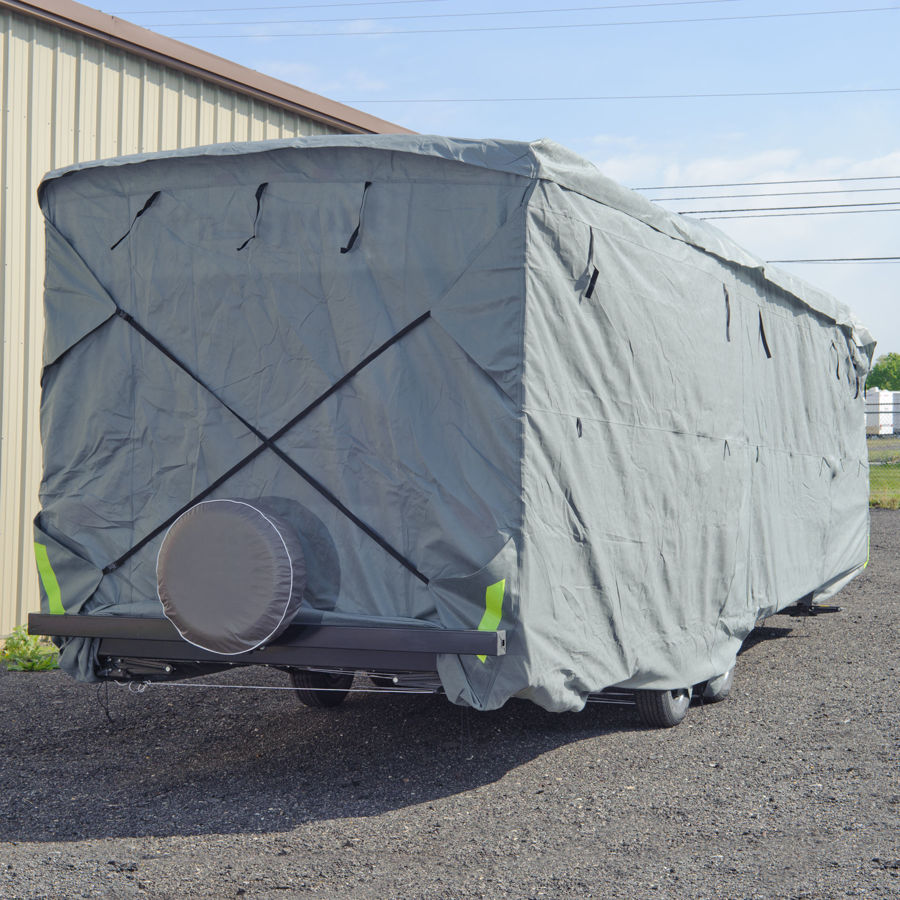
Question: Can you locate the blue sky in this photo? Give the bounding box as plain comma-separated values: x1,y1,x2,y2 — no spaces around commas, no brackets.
104,0,900,354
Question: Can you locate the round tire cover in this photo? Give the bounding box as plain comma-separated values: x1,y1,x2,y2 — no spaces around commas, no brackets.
157,499,306,654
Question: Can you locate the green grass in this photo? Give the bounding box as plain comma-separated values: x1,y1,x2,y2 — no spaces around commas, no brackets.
1,625,59,671
868,436,900,508
867,435,900,465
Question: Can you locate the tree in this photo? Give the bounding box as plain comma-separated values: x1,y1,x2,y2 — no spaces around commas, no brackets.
867,352,900,391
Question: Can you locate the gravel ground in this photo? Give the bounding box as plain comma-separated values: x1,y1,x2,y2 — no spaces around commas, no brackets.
2,511,898,900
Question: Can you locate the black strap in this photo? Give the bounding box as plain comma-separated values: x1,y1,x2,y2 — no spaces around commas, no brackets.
758,311,772,359
115,309,229,404
583,228,599,299
236,182,269,251
268,310,431,446
340,182,372,254
103,309,432,583
723,285,731,342
110,192,160,250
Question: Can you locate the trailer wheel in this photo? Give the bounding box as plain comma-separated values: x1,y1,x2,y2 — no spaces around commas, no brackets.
700,666,734,703
634,687,692,728
289,669,354,708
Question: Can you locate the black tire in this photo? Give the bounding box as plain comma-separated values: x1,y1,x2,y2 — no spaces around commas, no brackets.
634,687,692,728
289,669,354,708
700,666,734,703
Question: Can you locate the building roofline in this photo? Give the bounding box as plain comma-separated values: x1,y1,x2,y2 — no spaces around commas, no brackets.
0,0,414,135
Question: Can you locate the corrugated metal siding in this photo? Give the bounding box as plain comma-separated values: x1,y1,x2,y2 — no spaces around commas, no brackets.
0,8,343,635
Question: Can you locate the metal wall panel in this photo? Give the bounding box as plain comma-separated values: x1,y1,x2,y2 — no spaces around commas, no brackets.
0,8,343,634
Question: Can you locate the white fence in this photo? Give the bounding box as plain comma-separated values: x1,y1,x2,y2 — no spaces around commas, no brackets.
866,389,900,435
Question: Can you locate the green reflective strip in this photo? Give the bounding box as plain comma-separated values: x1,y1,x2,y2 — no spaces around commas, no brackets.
477,578,505,663
34,542,64,615
865,533,870,569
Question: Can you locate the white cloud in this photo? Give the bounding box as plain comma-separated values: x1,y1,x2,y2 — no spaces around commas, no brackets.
342,18,382,35
585,147,815,187
585,147,900,191
589,153,667,185
660,149,805,187
846,151,900,177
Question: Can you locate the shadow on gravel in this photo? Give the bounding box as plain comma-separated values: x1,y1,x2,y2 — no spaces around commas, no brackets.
2,621,807,844
738,624,796,654
0,668,643,844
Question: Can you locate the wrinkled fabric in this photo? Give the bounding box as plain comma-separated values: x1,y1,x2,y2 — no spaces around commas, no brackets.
35,136,872,708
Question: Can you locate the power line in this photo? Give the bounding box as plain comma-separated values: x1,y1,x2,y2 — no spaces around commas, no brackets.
343,87,900,103
700,208,900,219
650,186,900,201
165,5,900,37
767,257,900,263
634,175,900,190
681,200,900,214
124,0,446,14
144,0,739,26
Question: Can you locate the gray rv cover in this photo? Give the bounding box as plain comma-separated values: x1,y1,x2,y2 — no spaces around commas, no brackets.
34,136,874,711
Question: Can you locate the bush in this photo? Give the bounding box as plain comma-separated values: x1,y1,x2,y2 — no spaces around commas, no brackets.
867,352,900,391
1,625,59,671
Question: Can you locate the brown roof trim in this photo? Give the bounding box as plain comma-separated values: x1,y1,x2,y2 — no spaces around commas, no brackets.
1,0,414,135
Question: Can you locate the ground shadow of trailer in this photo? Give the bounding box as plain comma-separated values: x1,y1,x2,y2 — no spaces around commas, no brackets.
0,621,802,844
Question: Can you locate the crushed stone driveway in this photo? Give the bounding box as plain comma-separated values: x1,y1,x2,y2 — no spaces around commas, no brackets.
1,510,898,899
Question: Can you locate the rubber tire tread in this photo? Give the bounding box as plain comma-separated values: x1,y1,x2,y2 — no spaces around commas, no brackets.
634,688,692,728
290,669,354,708
701,666,734,702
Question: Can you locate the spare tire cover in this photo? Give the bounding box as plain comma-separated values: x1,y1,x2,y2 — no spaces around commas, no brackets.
157,499,306,654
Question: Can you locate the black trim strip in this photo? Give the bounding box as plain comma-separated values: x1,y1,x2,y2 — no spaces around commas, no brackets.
28,613,506,657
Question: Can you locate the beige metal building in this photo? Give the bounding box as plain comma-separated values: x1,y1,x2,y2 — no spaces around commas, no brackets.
0,0,410,634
